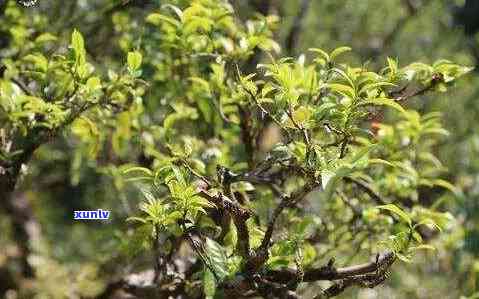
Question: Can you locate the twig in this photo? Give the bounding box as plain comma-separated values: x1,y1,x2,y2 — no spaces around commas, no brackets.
286,106,310,146
247,182,319,272
153,224,161,283
180,159,212,186
234,63,293,140
11,77,33,96
393,73,444,103
344,177,388,205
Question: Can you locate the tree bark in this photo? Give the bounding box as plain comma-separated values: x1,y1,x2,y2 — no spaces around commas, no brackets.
0,142,41,278
0,131,46,279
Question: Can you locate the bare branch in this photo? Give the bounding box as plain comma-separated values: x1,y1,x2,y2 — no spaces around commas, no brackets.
267,251,395,284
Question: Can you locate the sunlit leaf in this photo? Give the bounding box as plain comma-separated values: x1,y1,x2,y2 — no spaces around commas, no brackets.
377,204,412,226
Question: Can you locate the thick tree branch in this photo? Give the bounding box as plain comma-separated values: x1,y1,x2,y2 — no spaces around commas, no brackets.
253,275,301,299
198,189,252,258
0,129,47,278
267,251,395,284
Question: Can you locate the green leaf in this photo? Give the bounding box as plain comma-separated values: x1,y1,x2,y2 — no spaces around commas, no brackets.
359,82,396,95
330,46,351,60
422,127,450,136
288,106,313,128
35,33,57,44
189,77,210,92
127,51,143,71
86,76,101,91
431,179,460,195
170,165,185,184
411,230,423,243
203,268,216,299
321,170,335,190
326,83,356,98
396,253,412,263
332,68,355,88
126,216,147,224
377,204,412,226
146,13,181,27
23,53,48,73
414,218,443,232
204,238,229,280
322,165,355,200
123,167,153,177
348,144,377,165
162,4,184,21
413,208,454,231
361,97,406,114
386,57,398,76
71,29,86,64
309,48,330,61
409,244,436,252
369,158,395,167
71,116,98,136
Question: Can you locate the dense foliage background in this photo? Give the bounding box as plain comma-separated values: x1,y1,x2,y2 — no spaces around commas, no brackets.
1,0,479,298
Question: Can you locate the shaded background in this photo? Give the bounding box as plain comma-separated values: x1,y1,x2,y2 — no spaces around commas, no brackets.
1,0,479,298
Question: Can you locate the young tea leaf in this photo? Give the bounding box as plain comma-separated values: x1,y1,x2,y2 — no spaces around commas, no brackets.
377,204,412,226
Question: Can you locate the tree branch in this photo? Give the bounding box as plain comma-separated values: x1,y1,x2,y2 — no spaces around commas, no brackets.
11,77,33,96
197,189,252,258
393,73,444,103
267,251,395,284
344,177,388,205
244,182,320,272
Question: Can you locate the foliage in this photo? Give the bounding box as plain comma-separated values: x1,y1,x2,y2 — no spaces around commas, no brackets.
0,0,476,298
